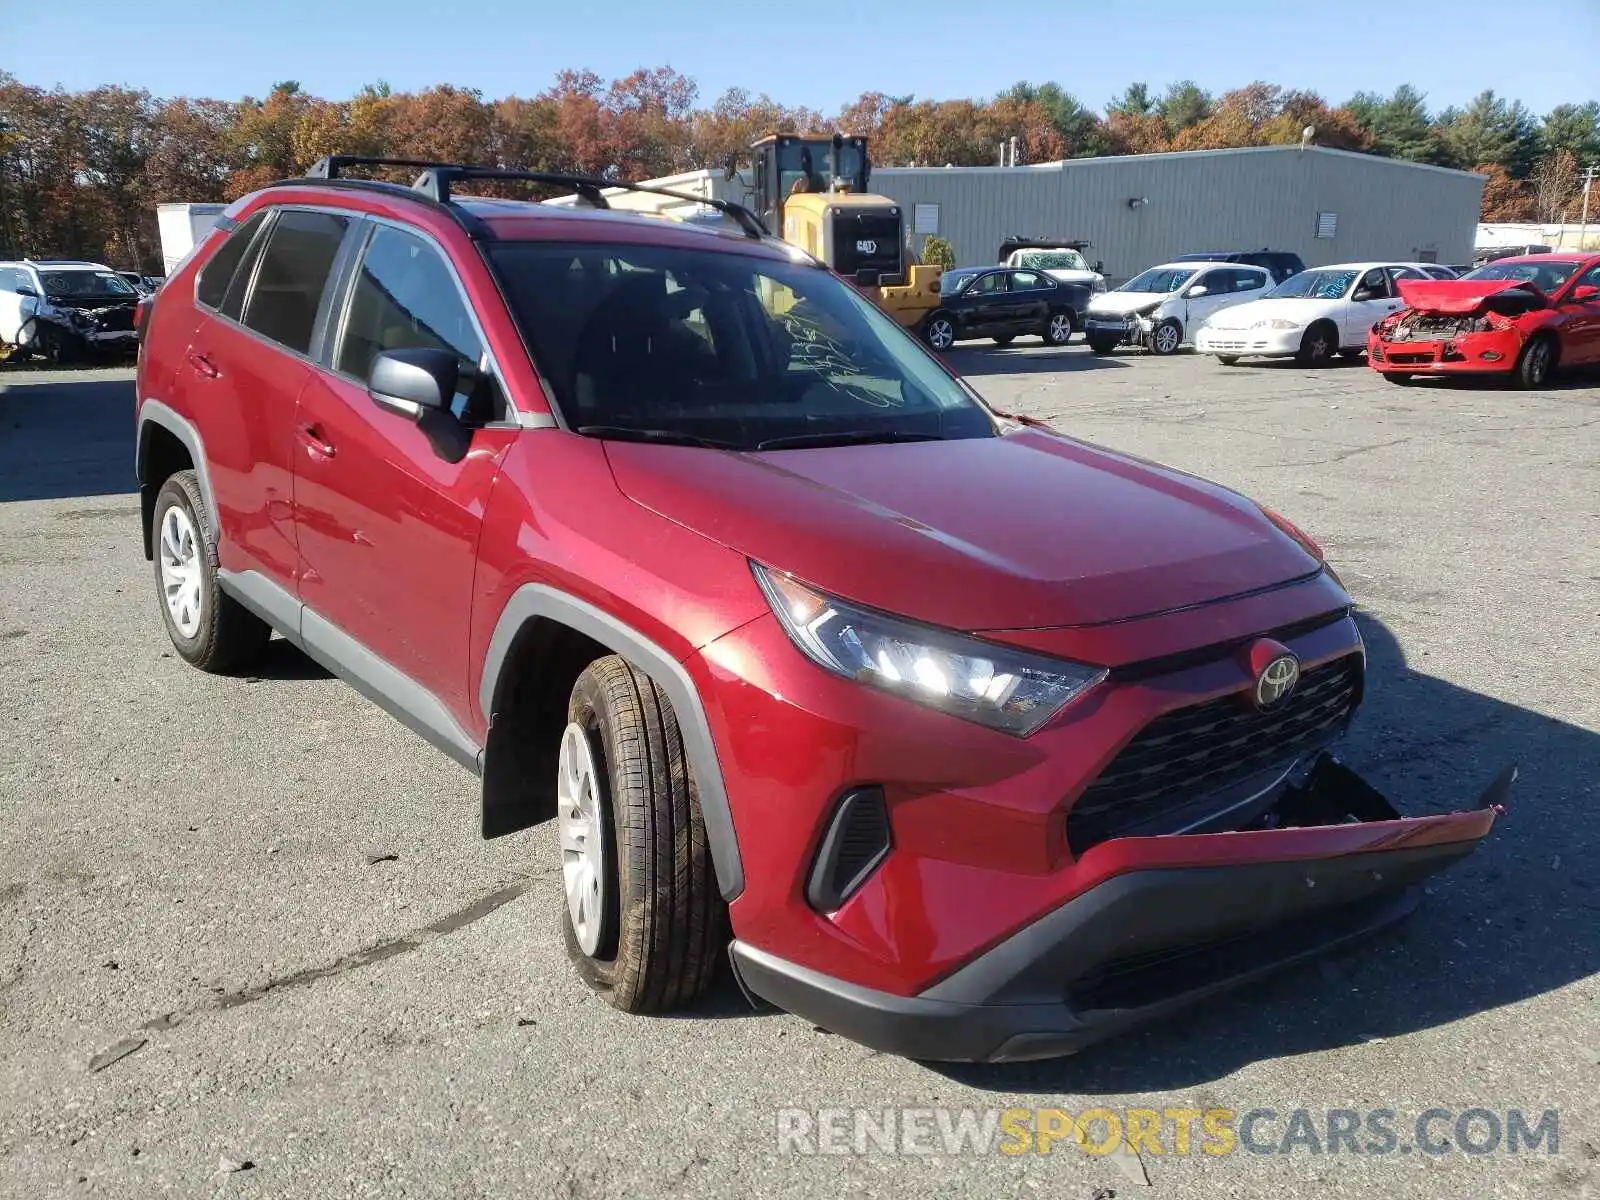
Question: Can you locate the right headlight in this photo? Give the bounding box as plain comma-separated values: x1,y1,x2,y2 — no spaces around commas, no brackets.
753,564,1107,737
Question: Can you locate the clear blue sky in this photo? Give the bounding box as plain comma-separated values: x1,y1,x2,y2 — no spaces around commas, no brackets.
7,0,1597,116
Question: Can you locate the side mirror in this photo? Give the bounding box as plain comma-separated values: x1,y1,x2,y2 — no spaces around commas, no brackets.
1093,260,1104,274
14,285,37,298
1186,285,1209,298
368,348,458,421
1570,284,1599,302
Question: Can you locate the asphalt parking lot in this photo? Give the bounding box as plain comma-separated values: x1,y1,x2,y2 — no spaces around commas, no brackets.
2,349,1597,1199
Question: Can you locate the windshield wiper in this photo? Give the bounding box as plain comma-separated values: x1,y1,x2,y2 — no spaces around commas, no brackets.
755,430,946,451
576,425,742,450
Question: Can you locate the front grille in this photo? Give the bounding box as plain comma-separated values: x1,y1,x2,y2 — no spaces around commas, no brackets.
1066,655,1363,855
1385,350,1436,364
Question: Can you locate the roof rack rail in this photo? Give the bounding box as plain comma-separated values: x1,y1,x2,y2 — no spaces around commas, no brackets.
411,165,769,240
297,157,770,241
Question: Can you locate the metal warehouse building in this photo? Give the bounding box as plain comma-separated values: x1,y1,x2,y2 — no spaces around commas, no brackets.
869,146,1485,282
609,145,1483,284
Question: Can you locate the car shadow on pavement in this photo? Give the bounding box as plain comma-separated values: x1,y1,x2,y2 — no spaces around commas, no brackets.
245,637,335,682
930,610,1599,1093
947,346,1132,377
0,375,137,503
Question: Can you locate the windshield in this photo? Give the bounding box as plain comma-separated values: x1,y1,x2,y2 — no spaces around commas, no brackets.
1462,260,1582,293
1119,267,1194,294
775,139,867,198
40,270,137,299
1009,249,1089,272
1267,269,1358,300
488,242,996,450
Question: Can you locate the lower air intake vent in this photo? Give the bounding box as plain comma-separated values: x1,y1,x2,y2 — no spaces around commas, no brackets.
806,787,892,912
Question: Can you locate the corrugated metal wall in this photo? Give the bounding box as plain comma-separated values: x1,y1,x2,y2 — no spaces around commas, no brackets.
869,147,1485,282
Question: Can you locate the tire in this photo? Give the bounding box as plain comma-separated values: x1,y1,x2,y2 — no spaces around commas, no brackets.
1216,355,1240,366
923,314,956,351
560,655,724,1013
991,335,1015,347
1043,310,1074,346
151,470,271,672
1295,321,1337,367
1512,335,1556,388
1087,337,1118,355
1383,372,1414,386
35,324,79,367
1147,318,1182,355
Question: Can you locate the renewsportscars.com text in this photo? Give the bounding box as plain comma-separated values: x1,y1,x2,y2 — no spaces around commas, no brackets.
776,1106,1561,1158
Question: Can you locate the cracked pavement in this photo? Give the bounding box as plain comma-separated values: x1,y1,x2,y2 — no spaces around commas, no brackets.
1,353,1597,1198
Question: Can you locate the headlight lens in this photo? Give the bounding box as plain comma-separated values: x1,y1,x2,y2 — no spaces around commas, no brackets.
753,565,1106,737
1251,318,1302,330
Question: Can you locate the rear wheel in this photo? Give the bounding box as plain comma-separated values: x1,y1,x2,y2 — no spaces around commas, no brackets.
1147,318,1182,355
560,655,724,1013
1044,311,1074,346
151,470,271,672
1295,321,1337,366
923,315,956,351
1512,335,1556,388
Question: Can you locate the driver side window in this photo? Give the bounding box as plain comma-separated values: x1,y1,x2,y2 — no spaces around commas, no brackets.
969,273,1008,296
1357,269,1389,299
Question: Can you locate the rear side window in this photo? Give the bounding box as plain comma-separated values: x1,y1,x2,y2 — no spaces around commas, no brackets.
241,210,350,354
1235,269,1268,292
195,212,268,311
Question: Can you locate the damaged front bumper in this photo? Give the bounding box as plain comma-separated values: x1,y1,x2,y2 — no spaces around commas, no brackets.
1369,327,1524,373
730,754,1511,1062
1083,312,1156,345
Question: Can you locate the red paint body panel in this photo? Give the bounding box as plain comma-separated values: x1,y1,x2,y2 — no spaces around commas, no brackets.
1395,277,1544,313
135,179,1505,1041
607,429,1320,633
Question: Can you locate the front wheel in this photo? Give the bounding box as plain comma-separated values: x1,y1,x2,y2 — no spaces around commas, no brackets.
1296,322,1337,366
1147,318,1182,355
1512,335,1556,388
923,315,956,351
1044,311,1074,346
560,655,725,1013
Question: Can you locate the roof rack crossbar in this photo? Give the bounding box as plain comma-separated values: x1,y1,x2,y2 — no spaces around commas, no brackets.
412,166,769,239
307,155,468,180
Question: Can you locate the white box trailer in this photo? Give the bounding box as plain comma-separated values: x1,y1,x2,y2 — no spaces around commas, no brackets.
156,203,228,275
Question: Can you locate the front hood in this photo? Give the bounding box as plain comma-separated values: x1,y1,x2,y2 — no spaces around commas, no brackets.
1087,291,1168,315
45,294,138,313
605,429,1320,633
1397,278,1542,314
1205,298,1333,329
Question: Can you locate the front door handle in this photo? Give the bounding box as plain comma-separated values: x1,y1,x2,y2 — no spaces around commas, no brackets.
296,423,336,460
186,351,220,379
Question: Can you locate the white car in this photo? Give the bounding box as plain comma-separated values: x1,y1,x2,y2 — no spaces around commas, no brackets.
1193,262,1425,366
0,260,142,362
1083,261,1272,356
1002,246,1107,292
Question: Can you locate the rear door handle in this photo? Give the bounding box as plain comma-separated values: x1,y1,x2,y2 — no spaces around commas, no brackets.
186,351,220,379
296,423,336,460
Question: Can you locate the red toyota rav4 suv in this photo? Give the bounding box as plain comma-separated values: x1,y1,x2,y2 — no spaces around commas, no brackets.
134,158,1508,1061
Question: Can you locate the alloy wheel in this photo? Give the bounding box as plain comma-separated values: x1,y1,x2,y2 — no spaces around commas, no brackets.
1527,340,1550,385
158,505,203,639
928,319,954,350
558,721,610,957
1049,314,1071,343
1154,324,1180,354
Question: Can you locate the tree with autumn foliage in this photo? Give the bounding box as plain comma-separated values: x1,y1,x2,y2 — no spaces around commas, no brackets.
1,67,1595,268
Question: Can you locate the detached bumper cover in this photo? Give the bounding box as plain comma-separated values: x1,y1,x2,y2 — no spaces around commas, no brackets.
731,756,1510,1062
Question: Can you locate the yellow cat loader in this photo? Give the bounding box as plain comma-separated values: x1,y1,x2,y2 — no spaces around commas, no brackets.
748,134,942,332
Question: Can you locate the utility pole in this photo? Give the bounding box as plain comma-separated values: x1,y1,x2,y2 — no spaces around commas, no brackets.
1580,163,1598,252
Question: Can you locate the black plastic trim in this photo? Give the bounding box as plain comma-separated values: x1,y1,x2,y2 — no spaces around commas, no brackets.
806,787,892,912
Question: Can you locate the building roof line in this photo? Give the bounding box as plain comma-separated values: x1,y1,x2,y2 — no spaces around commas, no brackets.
875,144,1486,182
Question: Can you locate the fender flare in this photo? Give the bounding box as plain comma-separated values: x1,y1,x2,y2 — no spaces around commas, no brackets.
136,399,220,547
479,584,745,901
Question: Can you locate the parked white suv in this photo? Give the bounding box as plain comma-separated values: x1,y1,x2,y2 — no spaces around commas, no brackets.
1193,262,1421,366
1083,261,1271,355
0,259,142,363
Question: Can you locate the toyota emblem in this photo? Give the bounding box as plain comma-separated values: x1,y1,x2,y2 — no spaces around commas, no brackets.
1255,654,1301,710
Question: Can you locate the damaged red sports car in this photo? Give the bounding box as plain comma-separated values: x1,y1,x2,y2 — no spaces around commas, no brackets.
1368,253,1600,386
